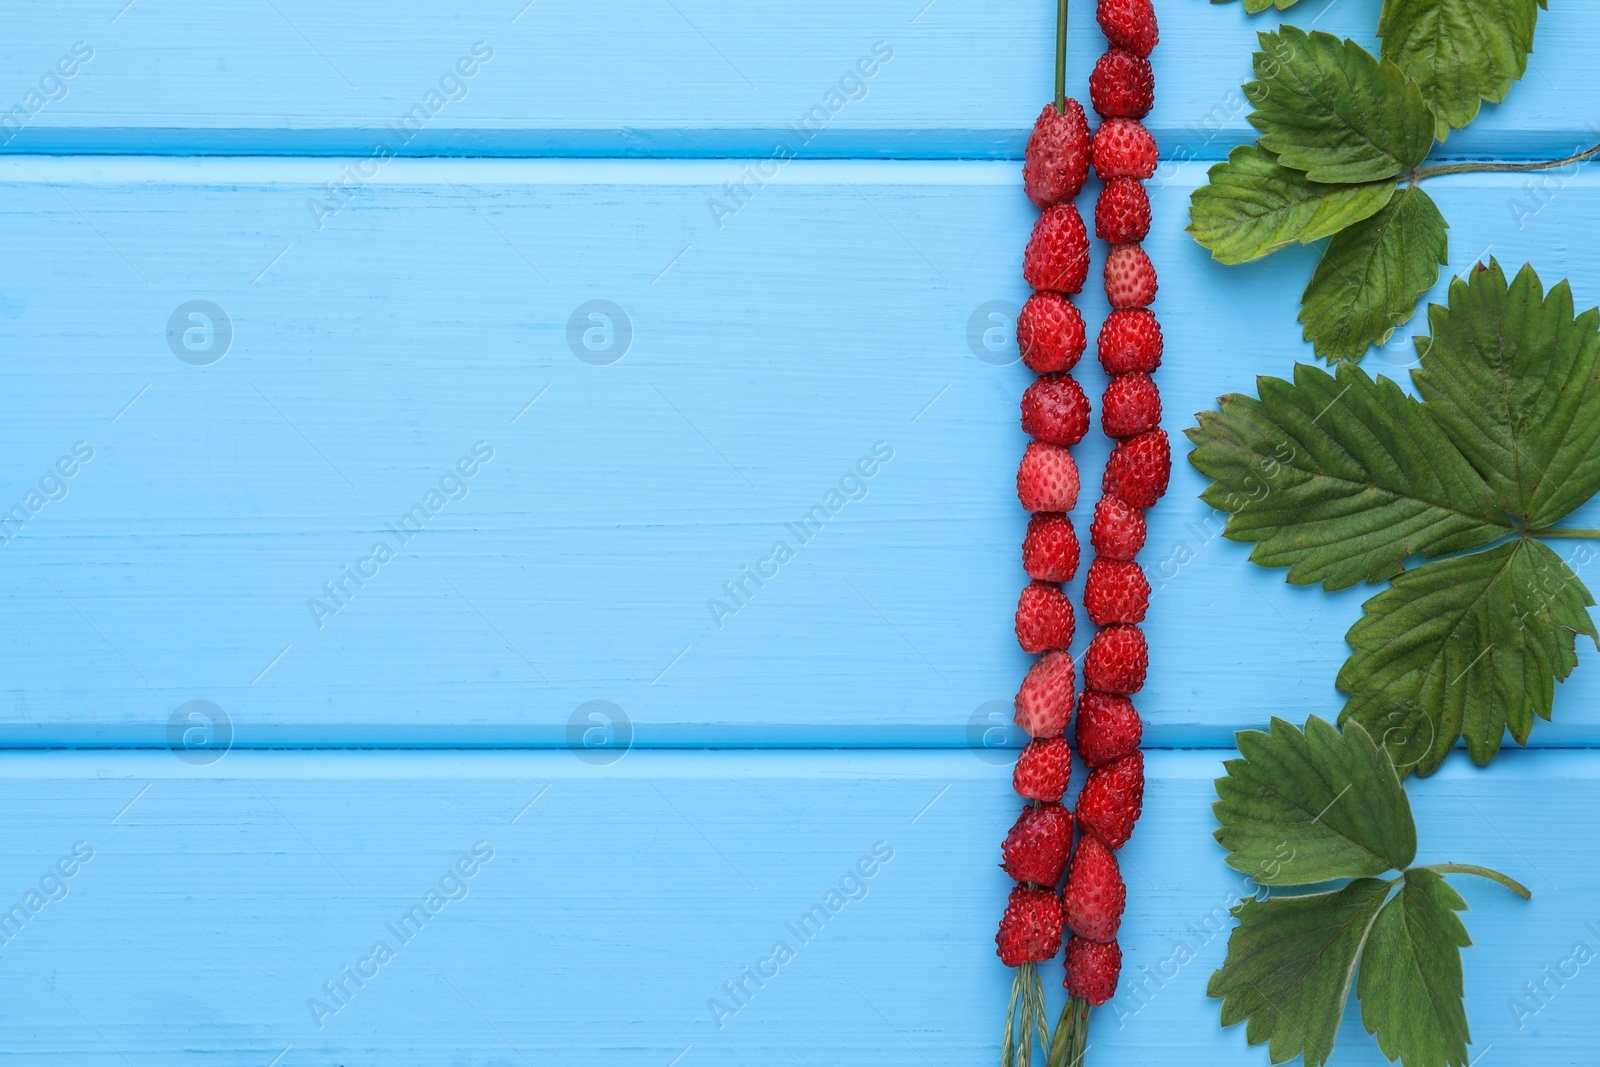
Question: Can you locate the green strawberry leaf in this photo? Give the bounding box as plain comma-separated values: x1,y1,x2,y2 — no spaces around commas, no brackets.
1411,261,1600,528
1358,868,1473,1067
1214,0,1304,12
1188,146,1397,265
1247,28,1437,184
1208,878,1392,1067
1339,538,1598,775
1379,0,1544,140
1300,184,1450,363
1215,717,1416,884
1185,361,1510,591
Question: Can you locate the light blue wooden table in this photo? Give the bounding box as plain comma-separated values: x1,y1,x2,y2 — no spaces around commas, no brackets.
0,1,1596,1063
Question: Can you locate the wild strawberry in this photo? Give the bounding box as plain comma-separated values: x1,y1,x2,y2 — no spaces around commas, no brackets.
996,884,1065,966
1076,751,1145,850
1065,835,1126,943
1092,119,1158,181
1084,624,1148,694
1097,309,1163,375
1015,650,1076,738
1016,580,1075,654
1103,429,1170,509
1084,559,1151,626
1023,512,1081,583
1105,244,1158,308
1023,100,1092,208
1016,291,1086,373
1066,936,1122,1005
1022,374,1090,446
1013,737,1073,802
1023,203,1090,294
1001,801,1073,885
1018,441,1081,512
1089,495,1147,561
1089,49,1154,119
1097,0,1158,59
1100,372,1162,439
1095,177,1150,244
1075,690,1143,767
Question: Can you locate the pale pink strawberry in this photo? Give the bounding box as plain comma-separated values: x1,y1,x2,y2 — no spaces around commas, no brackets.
1018,442,1080,513
1014,651,1076,738
1104,244,1157,309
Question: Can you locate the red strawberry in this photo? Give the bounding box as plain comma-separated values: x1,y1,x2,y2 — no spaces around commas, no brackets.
1100,371,1162,439
1016,580,1075,654
1092,119,1158,181
1017,292,1086,373
1084,559,1151,626
1001,801,1073,885
1103,429,1170,509
1023,203,1090,294
1105,244,1158,309
1018,441,1081,512
1097,309,1163,375
1013,737,1073,802
1075,690,1143,767
1076,751,1145,850
996,884,1065,966
1066,936,1122,1005
1084,624,1148,694
1023,512,1081,583
1065,835,1126,943
1023,100,1092,208
1022,374,1090,446
1097,0,1159,59
1015,650,1076,738
1089,495,1148,561
1095,177,1151,244
1089,49,1154,119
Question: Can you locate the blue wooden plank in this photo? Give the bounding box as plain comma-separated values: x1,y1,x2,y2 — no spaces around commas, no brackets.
2,159,1600,746
0,0,1592,159
0,748,1586,1064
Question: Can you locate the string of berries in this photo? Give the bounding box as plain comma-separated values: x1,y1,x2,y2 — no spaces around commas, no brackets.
997,2,1089,1064
1053,0,1162,1063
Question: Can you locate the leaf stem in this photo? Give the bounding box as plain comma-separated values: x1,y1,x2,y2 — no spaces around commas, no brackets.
1054,0,1067,113
1411,140,1600,181
1047,996,1091,1067
1533,528,1600,539
1424,862,1533,899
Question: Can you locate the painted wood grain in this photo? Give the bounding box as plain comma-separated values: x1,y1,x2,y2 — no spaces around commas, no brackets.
0,0,1592,159
3,159,1599,746
0,749,1585,1064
